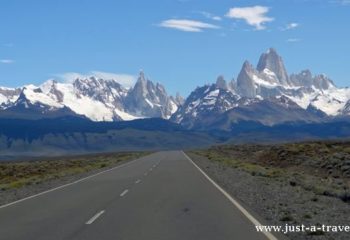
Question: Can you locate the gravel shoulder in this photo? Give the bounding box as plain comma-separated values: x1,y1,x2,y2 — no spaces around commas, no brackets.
187,141,350,240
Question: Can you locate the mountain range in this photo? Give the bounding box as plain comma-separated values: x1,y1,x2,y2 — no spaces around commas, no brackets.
0,48,350,157
0,48,350,156
172,48,350,130
0,71,182,121
1,48,349,131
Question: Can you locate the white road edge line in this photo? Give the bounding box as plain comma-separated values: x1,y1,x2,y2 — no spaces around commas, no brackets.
86,210,105,225
0,156,145,209
182,151,278,240
120,189,129,197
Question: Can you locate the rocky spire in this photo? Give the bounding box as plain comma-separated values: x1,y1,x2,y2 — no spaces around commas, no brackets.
257,48,289,85
236,61,256,98
215,75,228,90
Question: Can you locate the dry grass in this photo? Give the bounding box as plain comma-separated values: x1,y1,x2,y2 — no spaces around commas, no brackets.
192,140,350,202
0,152,147,190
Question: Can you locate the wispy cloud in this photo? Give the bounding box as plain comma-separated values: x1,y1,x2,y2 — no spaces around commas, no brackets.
54,71,136,87
159,19,220,32
0,59,14,64
225,6,274,30
287,38,302,43
282,22,299,31
330,0,350,5
198,11,222,21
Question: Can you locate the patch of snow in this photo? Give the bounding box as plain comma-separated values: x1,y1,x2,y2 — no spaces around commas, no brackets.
287,87,350,116
23,88,63,108
203,86,210,94
0,94,8,105
252,74,278,88
287,93,316,109
203,98,217,105
207,89,220,97
40,79,56,94
256,95,263,100
170,100,178,114
55,83,114,121
263,68,277,78
145,98,154,108
114,108,141,121
191,99,201,108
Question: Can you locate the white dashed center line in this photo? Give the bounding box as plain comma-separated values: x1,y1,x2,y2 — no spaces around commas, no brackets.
120,189,129,197
135,179,141,184
86,210,105,225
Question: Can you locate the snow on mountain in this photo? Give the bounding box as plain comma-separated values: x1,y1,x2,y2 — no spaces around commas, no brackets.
257,48,289,85
234,48,348,115
171,77,242,128
0,48,348,125
0,71,181,121
170,93,184,111
173,48,350,129
0,87,21,108
51,81,119,121
125,71,178,119
0,94,7,105
20,85,64,109
287,86,350,116
342,99,350,115
0,85,80,120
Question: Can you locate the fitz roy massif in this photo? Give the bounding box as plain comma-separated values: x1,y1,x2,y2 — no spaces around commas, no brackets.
1,48,349,131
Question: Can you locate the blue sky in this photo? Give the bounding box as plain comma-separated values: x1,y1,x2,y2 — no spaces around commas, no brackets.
1,0,349,96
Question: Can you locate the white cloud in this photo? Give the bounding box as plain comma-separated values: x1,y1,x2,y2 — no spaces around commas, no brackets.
225,6,274,30
282,22,299,31
287,38,302,43
159,19,220,32
55,71,136,88
199,11,222,21
0,59,14,64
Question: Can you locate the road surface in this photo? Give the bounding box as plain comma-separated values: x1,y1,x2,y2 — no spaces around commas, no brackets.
0,151,277,240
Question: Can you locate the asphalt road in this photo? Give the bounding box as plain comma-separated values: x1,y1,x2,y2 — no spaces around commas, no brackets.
0,151,277,240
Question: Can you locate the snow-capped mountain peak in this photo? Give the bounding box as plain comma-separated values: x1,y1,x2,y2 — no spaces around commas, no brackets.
257,48,289,85
0,48,348,126
0,71,181,121
0,87,21,108
125,71,178,119
289,70,335,90
172,47,350,130
18,86,64,109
